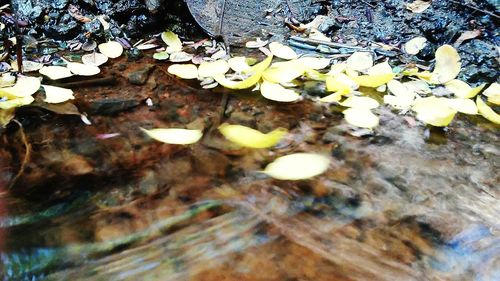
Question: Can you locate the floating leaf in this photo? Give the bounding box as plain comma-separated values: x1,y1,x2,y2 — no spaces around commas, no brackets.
153,51,169,60
0,76,41,98
82,53,109,66
141,127,202,144
340,96,379,109
161,31,183,53
98,41,123,58
412,96,457,126
343,107,379,129
445,79,485,98
213,56,272,90
169,51,194,62
198,60,230,78
269,42,298,60
404,37,427,55
0,96,34,110
218,123,288,148
431,45,461,84
263,153,330,180
167,64,198,79
442,98,478,115
476,97,500,124
326,73,358,93
260,80,300,102
39,66,73,80
67,62,100,76
346,52,373,71
297,57,331,70
42,85,74,104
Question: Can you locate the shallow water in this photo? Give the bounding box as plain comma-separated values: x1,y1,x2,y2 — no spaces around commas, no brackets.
0,57,499,281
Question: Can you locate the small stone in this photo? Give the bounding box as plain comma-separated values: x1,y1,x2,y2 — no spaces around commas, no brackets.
127,64,155,85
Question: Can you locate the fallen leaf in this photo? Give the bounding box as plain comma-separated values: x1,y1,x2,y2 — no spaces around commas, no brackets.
326,73,358,93
39,66,74,80
297,57,331,70
167,64,198,79
153,51,170,60
260,80,300,102
431,45,461,84
213,56,272,90
445,79,485,98
340,96,379,109
67,62,100,76
412,96,457,126
82,53,109,66
0,96,34,110
161,31,183,53
98,41,123,58
245,38,268,49
198,60,230,78
320,92,343,103
228,57,253,72
404,37,427,55
406,0,431,13
263,61,305,83
442,98,478,115
483,83,500,105
141,127,202,144
42,85,75,104
169,52,194,62
346,52,373,71
263,153,330,180
367,61,393,76
218,123,288,148
0,108,14,127
0,76,41,98
454,30,481,47
476,96,500,124
353,73,395,88
269,42,298,60
11,60,43,72
343,107,379,129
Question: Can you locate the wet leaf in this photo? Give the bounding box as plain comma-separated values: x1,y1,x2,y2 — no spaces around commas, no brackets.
67,62,101,76
346,52,373,71
169,52,194,62
263,153,330,180
404,37,427,55
263,61,305,83
442,98,478,115
0,76,41,98
42,85,75,104
327,63,347,76
218,123,288,148
269,42,297,60
0,108,14,127
213,56,272,90
167,64,198,79
367,61,393,76
39,66,73,80
445,79,485,98
326,73,358,93
161,31,183,53
483,83,500,105
260,80,300,102
412,96,457,127
245,38,268,48
153,51,169,60
228,57,253,72
431,45,461,84
98,41,123,58
476,97,500,124
198,60,230,78
319,92,343,103
0,96,34,110
340,96,379,109
303,69,329,81
343,107,379,129
11,60,43,72
297,57,331,70
0,73,15,87
82,53,109,66
353,73,395,88
140,127,203,144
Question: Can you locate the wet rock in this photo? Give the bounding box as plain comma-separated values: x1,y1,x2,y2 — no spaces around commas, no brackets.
45,21,80,40
88,98,140,115
227,111,255,127
192,147,230,177
127,64,155,85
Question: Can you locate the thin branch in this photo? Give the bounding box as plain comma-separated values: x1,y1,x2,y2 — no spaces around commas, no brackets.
449,0,500,20
8,119,31,189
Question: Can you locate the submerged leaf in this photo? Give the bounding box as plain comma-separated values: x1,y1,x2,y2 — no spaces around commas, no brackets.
141,128,202,144
218,123,288,148
263,153,330,180
476,97,500,124
82,53,109,66
343,107,379,129
431,45,461,84
98,41,123,58
412,96,457,126
260,80,300,102
442,98,478,115
198,60,230,78
167,64,198,79
269,42,298,60
42,85,74,104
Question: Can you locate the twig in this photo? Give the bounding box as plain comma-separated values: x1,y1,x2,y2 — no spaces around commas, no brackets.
8,119,31,189
289,36,367,50
54,76,117,88
449,0,500,20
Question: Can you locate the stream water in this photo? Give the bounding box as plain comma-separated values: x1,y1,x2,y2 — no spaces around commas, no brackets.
0,57,499,281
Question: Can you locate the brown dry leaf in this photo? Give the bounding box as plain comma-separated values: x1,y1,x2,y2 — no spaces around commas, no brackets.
406,0,431,13
454,30,481,47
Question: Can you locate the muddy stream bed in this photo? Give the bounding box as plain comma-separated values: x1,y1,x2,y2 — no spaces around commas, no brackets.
1,0,500,280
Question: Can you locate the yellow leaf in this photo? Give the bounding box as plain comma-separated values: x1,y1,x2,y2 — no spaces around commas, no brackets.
442,98,478,115
340,96,379,109
218,123,288,148
326,73,359,94
0,76,40,98
228,57,252,72
263,60,305,83
167,64,198,79
303,69,329,81
402,67,419,76
320,92,343,103
42,85,74,104
141,127,202,144
367,61,393,76
476,97,500,124
0,96,34,110
483,83,500,105
161,31,183,53
431,45,461,84
0,108,14,127
297,57,331,70
213,56,273,90
98,41,123,59
445,79,485,98
353,73,395,88
346,52,373,71
488,95,500,105
263,153,330,180
67,62,100,76
198,60,230,78
343,107,379,129
404,37,427,55
412,96,457,126
327,63,347,76
260,80,300,102
269,42,298,60
39,66,73,80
